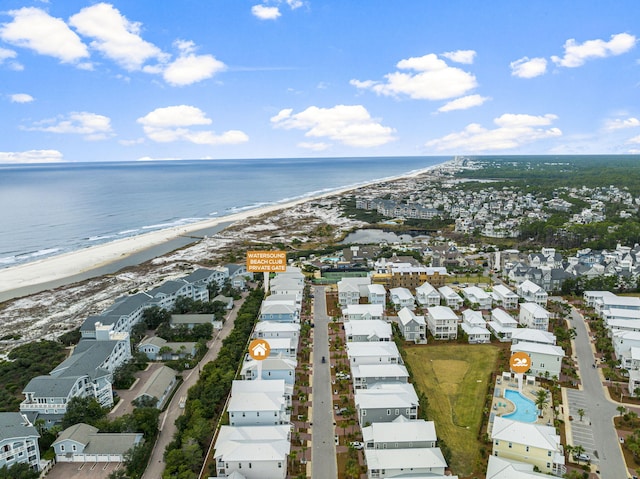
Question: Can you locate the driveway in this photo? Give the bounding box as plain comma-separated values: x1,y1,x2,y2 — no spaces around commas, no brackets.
41,462,122,479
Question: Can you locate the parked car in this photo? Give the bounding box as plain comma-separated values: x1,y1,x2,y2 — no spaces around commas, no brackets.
336,407,348,415
573,453,590,462
349,441,364,450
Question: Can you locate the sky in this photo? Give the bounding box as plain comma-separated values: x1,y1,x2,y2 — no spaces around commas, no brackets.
0,0,639,163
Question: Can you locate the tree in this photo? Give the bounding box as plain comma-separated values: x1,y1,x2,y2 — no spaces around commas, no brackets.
572,444,585,462
534,388,548,418
0,463,38,479
577,408,585,422
617,405,627,416
62,396,107,429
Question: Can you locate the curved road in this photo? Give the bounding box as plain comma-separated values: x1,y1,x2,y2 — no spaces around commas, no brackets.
311,286,338,479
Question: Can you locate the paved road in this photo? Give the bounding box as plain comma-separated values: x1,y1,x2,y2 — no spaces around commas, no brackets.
568,304,629,478
311,285,338,479
141,292,248,479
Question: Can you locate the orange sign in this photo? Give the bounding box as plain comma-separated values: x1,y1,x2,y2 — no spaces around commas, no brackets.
246,250,287,273
249,339,271,361
510,352,531,374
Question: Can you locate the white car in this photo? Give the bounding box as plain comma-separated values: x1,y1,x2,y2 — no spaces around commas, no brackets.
349,441,364,450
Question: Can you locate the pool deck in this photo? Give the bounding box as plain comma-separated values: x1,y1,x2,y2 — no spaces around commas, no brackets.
489,374,556,434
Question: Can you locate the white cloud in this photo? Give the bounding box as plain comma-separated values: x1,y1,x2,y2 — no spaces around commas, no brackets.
510,57,547,78
551,32,636,68
604,117,640,131
438,94,489,112
0,47,17,62
69,3,167,71
441,50,476,64
25,112,113,140
426,113,561,152
0,149,64,164
137,105,249,145
10,93,35,103
270,104,396,147
351,53,477,100
0,7,89,64
163,40,226,86
252,5,281,20
628,135,640,144
286,0,304,9
298,142,330,151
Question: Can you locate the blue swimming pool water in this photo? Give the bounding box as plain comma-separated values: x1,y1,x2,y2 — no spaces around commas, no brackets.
503,389,538,423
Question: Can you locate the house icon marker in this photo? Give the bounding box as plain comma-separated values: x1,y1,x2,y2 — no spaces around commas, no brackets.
249,339,271,360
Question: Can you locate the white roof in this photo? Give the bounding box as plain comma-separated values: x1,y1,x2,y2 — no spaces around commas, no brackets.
631,347,640,361
462,286,491,300
228,380,286,412
352,364,409,379
487,456,551,479
398,307,426,326
607,318,640,330
355,383,418,410
347,341,400,358
344,320,391,339
461,323,490,336
338,277,371,293
491,416,561,452
343,304,384,316
427,306,458,321
367,284,386,295
600,294,640,308
518,280,544,294
261,337,295,350
264,293,298,303
362,419,436,444
487,321,516,334
511,328,556,344
241,356,297,374
613,330,640,341
491,308,518,326
462,309,485,326
510,342,564,357
438,286,461,299
493,284,518,298
416,282,438,294
390,287,414,300
605,308,640,320
254,322,300,333
259,303,298,316
520,302,549,317
364,447,447,470
269,278,302,290
214,425,290,462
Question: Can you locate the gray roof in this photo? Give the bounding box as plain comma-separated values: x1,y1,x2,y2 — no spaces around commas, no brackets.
23,375,83,398
103,292,152,317
182,268,219,283
54,423,142,455
0,412,38,442
80,314,117,332
171,314,214,325
50,340,116,380
148,279,188,296
135,366,177,402
54,423,98,445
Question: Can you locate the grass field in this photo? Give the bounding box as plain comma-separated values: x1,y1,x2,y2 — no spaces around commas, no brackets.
404,344,501,477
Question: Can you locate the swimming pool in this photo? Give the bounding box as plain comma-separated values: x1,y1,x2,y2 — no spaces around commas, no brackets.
502,389,538,423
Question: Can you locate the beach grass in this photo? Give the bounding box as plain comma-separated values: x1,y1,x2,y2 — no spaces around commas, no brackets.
404,344,500,477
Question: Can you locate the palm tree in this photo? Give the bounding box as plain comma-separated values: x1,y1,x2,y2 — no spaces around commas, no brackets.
617,405,627,416
534,388,548,418
577,408,585,422
572,444,585,462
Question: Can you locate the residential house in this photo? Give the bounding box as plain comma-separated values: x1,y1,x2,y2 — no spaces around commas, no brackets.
389,287,416,311
517,280,548,307
364,448,452,479
252,322,300,341
426,306,458,340
352,364,409,390
240,357,297,384
133,366,178,409
227,380,290,427
462,286,493,309
346,342,402,366
519,303,550,331
214,425,290,479
259,303,299,323
488,308,519,342
510,343,564,378
0,412,40,472
170,313,216,329
138,337,196,360
53,423,143,463
397,307,427,344
367,284,387,305
212,294,234,310
629,369,640,397
460,310,491,344
492,284,520,310
511,329,556,346
338,277,371,306
344,320,392,342
592,291,640,316
269,280,303,304
362,417,437,449
613,330,640,359
355,383,419,424
486,456,555,479
491,416,565,476
258,337,297,358
438,286,463,310
342,304,384,322
262,293,300,311
415,282,441,307
271,267,305,288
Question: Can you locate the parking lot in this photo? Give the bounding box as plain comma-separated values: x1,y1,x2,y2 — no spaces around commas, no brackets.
41,461,123,479
566,388,598,464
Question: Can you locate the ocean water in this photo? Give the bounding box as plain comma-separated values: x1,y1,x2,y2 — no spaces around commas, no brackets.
0,156,449,268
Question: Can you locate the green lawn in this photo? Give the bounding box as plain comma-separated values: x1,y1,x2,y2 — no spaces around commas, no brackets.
404,344,500,477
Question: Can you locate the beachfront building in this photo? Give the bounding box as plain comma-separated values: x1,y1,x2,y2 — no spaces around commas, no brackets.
517,280,548,306
462,286,493,309
492,284,520,310
0,412,40,472
183,267,229,291
438,286,463,310
347,342,402,366
138,337,197,360
518,303,550,331
53,423,143,464
342,304,384,321
367,284,387,305
491,416,565,476
214,425,291,479
415,282,441,307
80,292,152,339
146,279,197,310
227,380,290,427
338,277,371,306
355,383,419,424
397,307,427,344
510,343,564,378
461,309,491,344
344,320,392,342
240,357,297,384
389,287,416,310
488,308,518,342
352,364,409,390
426,306,458,340
362,418,437,449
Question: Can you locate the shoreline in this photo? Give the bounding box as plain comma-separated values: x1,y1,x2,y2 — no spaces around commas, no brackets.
0,160,453,301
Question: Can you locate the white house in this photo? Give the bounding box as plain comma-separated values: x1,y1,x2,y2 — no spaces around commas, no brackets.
364,448,452,479
389,287,416,310
517,280,548,306
415,282,441,307
511,329,556,346
338,277,371,306
510,342,564,378
252,321,300,341
519,303,550,331
347,342,402,366
362,417,437,449
486,456,555,479
607,318,640,333
426,306,458,340
438,286,463,310
0,413,40,471
240,357,297,384
592,291,640,316
344,320,392,342
613,330,640,359
367,284,387,305
352,364,409,390
488,308,519,342
227,380,290,427
342,304,384,321
460,309,491,344
214,425,290,479
492,284,520,310
259,337,297,358
397,307,427,344
462,286,493,309
355,383,419,424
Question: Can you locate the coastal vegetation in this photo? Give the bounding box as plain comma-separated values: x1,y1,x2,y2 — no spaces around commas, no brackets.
403,344,501,477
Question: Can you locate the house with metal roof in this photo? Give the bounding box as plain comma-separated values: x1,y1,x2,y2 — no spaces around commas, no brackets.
354,383,418,424
518,303,550,331
344,320,391,342
240,357,297,384
510,342,564,378
438,285,463,310
362,417,436,449
415,281,441,307
397,307,426,344
346,342,402,366
80,292,152,339
367,284,387,305
0,412,40,472
488,308,518,342
511,328,556,346
462,286,493,310
460,309,491,344
259,303,299,323
492,284,520,310
352,364,409,390
517,280,548,306
364,447,453,479
342,304,384,321
227,380,290,427
53,423,143,463
486,455,553,479
252,321,300,341
426,306,458,340
389,287,415,311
